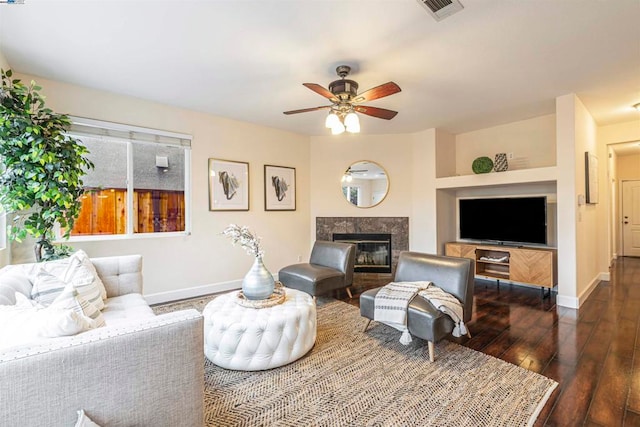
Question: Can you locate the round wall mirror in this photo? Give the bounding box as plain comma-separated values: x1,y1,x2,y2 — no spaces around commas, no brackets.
341,160,389,208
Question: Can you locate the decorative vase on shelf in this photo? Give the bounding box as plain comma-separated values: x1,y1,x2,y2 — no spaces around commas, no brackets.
494,153,509,172
242,256,275,300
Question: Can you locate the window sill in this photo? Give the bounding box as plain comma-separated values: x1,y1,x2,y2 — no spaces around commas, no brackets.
59,231,191,243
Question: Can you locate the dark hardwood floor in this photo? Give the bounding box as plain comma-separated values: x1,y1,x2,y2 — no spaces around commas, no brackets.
334,256,640,427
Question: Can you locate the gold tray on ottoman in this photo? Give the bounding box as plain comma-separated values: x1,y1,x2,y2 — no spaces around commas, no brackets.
236,282,286,308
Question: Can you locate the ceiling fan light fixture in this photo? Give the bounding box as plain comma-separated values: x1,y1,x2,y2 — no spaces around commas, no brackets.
325,112,340,128
331,121,346,135
346,123,360,133
345,112,360,133
284,65,401,134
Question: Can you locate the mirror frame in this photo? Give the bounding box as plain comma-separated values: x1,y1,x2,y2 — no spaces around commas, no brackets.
340,160,389,209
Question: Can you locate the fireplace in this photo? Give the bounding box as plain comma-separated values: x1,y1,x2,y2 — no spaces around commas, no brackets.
318,217,407,274
333,233,392,273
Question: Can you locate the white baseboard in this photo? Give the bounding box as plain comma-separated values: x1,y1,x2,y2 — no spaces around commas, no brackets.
144,273,281,305
556,271,606,309
144,279,242,305
556,295,579,309
577,274,602,306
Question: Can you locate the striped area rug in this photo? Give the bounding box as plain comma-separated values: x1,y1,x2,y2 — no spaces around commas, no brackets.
200,299,557,427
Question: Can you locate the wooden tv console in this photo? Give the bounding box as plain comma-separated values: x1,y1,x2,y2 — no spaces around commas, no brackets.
445,242,557,289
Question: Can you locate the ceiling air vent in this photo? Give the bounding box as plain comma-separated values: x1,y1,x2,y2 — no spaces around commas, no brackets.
416,0,464,21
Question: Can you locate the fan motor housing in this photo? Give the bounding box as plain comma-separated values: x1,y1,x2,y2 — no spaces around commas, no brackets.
329,79,359,100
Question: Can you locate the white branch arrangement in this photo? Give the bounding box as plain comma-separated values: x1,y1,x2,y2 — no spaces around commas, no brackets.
222,224,264,258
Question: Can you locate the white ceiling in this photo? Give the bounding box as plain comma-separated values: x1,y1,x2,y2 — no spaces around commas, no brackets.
0,0,639,137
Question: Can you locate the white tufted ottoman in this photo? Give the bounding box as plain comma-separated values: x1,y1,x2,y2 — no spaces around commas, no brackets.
203,288,316,371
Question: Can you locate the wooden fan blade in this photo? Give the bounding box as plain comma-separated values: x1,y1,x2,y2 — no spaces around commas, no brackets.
354,105,398,120
353,82,401,103
283,105,331,115
303,83,339,103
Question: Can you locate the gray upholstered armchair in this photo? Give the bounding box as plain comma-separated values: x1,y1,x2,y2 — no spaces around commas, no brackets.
360,251,474,362
279,241,356,298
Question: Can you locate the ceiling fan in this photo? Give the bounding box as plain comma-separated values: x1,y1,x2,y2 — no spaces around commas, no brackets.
283,65,401,134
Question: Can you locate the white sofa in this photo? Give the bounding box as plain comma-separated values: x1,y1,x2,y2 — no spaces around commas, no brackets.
0,254,204,427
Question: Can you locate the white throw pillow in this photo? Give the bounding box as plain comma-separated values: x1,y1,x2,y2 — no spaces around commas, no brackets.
30,269,68,306
31,250,106,310
75,409,101,427
0,295,92,350
50,281,106,328
63,250,107,302
0,271,33,305
14,292,42,308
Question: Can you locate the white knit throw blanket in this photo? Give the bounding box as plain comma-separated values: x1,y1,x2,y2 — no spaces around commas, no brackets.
374,281,432,345
374,281,467,345
418,286,468,338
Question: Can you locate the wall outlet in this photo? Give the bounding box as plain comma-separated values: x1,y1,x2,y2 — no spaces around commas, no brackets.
507,152,514,160
297,255,302,262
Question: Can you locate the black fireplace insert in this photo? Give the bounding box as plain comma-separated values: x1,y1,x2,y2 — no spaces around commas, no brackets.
332,233,392,273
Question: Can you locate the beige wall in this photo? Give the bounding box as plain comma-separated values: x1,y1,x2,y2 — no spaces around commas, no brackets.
618,154,640,180
555,95,579,305
411,128,439,253
555,94,608,307
574,96,605,300
309,132,415,240
9,74,311,300
599,120,640,145
0,48,8,70
308,129,457,255
598,120,640,261
308,130,446,254
432,130,458,254
455,114,556,175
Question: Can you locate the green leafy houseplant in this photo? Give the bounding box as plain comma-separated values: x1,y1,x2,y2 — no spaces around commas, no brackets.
0,69,94,261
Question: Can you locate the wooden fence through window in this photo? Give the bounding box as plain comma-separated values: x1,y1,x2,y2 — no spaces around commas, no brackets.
71,188,185,235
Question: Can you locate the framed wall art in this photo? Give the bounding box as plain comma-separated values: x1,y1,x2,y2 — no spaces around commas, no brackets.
208,158,249,211
585,152,598,204
264,165,296,211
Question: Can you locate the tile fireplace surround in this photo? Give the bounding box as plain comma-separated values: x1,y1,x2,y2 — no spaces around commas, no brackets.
316,217,409,275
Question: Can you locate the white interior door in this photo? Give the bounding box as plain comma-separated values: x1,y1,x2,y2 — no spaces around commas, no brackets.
622,180,640,257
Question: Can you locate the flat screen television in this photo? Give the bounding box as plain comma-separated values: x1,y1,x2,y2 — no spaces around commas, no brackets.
459,196,547,245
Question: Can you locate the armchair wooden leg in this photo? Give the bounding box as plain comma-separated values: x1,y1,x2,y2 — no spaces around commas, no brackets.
427,341,435,362
346,287,353,299
362,319,371,332
466,330,472,339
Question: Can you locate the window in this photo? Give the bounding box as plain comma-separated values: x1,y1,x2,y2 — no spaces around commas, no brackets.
64,118,191,239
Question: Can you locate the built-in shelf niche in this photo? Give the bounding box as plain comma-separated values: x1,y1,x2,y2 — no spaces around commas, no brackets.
435,166,557,190
435,174,559,254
